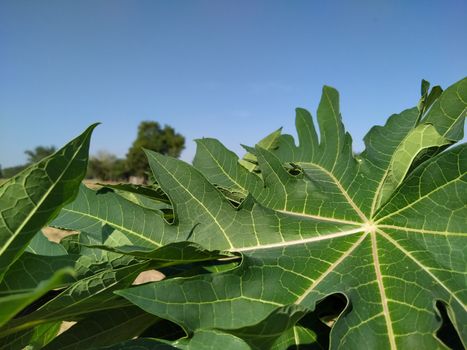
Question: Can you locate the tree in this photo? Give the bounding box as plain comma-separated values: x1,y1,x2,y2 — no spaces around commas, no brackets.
2,165,27,178
25,146,56,164
126,121,185,177
87,151,128,181
0,146,56,179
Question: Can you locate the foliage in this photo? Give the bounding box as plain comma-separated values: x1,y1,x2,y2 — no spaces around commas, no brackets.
25,146,57,164
1,165,27,179
87,151,128,181
0,78,465,350
126,121,185,178
1,146,57,180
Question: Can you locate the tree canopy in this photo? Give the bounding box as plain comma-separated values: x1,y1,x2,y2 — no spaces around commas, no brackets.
25,146,56,164
126,121,185,177
87,151,128,181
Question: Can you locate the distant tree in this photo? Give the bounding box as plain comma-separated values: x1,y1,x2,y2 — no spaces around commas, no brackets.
25,146,56,164
2,165,27,178
110,158,128,181
0,146,56,179
0,165,3,178
87,151,128,181
126,121,185,177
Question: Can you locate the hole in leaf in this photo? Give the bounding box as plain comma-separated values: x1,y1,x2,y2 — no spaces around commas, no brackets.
161,208,175,223
315,293,347,328
284,294,347,349
43,226,77,243
286,163,303,177
96,186,114,194
286,311,330,349
202,256,241,273
435,301,463,350
132,269,165,285
214,185,246,208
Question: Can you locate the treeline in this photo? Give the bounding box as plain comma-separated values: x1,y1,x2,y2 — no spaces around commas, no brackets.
1,146,57,178
1,121,185,182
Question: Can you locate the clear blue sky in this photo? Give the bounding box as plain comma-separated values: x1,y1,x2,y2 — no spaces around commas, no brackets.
1,0,466,168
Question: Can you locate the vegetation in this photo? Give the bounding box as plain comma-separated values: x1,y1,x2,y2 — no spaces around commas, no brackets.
1,121,185,182
1,146,57,179
126,121,185,178
0,77,465,349
24,146,57,164
86,151,128,182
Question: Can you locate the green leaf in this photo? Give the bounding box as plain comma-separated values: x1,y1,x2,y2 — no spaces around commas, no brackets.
374,123,451,207
97,339,178,350
423,77,467,140
177,330,251,350
417,79,443,120
240,127,282,169
0,253,77,293
99,183,172,212
98,183,170,204
51,185,168,248
0,262,147,337
220,305,308,350
116,79,466,348
43,306,158,350
86,241,232,265
53,166,348,252
0,321,61,350
0,124,97,281
0,268,74,327
26,231,68,256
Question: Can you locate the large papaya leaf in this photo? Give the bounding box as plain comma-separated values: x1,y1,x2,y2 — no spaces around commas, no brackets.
116,78,466,349
0,124,97,281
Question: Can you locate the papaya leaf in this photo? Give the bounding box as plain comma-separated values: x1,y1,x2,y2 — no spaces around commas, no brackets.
117,78,466,349
0,268,74,328
0,124,97,281
0,262,147,338
26,231,68,256
84,241,232,265
42,306,158,350
97,339,178,350
0,321,61,350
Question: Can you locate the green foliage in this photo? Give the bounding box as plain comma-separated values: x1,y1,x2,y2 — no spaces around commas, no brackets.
25,146,57,164
87,151,128,181
0,78,465,349
1,165,28,179
1,146,57,180
126,121,185,177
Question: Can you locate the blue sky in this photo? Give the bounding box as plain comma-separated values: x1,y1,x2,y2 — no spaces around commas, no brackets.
1,0,466,168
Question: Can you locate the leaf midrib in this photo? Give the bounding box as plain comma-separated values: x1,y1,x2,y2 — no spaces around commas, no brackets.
371,231,397,350
233,227,364,252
